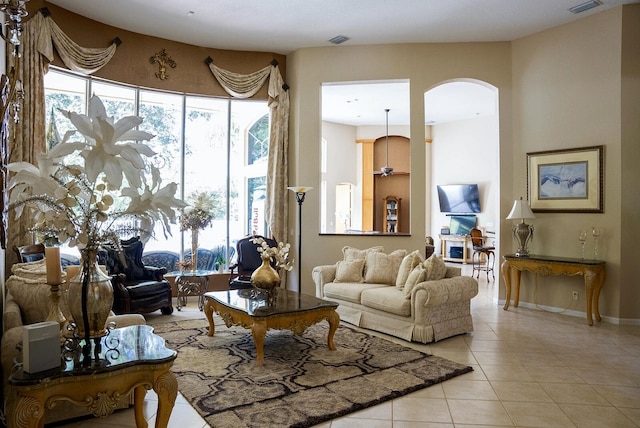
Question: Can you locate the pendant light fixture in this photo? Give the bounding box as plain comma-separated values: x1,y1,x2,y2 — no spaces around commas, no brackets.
380,108,394,176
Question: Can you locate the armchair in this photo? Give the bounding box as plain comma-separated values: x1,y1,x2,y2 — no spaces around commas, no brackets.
228,235,277,289
98,237,174,315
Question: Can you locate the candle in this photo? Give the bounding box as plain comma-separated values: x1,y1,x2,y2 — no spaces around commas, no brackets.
45,246,63,285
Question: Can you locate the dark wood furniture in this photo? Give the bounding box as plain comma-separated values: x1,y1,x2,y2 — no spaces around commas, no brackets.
501,254,606,325
228,235,277,290
470,227,495,280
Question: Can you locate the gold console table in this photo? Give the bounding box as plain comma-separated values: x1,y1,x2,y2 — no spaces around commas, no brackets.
501,254,606,325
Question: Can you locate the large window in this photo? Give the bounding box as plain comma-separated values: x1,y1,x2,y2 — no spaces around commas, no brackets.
44,69,270,265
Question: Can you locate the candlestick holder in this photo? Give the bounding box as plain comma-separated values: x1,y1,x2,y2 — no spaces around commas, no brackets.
46,281,66,328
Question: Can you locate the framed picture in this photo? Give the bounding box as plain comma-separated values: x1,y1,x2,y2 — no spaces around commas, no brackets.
527,145,604,213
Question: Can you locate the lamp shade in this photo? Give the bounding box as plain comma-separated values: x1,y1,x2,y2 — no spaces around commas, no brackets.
287,186,313,193
506,198,535,220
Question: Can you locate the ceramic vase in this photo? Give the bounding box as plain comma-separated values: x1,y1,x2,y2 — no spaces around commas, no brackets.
251,254,280,292
66,250,114,338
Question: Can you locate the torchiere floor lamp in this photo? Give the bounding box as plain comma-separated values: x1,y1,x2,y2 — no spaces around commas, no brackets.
288,186,312,292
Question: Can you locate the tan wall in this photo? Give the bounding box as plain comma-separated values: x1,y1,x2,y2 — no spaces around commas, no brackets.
620,5,640,320
286,42,513,295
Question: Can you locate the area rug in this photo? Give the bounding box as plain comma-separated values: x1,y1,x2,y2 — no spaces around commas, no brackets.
152,317,472,428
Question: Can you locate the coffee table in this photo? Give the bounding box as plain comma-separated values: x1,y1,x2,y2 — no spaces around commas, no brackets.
204,289,340,365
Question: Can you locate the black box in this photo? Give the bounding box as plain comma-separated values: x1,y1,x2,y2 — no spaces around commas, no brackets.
450,246,464,259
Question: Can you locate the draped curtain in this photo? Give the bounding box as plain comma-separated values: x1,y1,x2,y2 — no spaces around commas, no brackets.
5,12,119,269
207,62,289,245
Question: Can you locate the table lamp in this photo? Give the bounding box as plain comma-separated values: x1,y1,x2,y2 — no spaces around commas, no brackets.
506,197,535,257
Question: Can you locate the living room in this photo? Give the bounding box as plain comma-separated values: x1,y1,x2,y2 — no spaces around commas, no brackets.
1,1,639,427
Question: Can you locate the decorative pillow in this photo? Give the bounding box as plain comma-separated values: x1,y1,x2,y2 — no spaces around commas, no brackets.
423,254,448,281
342,246,384,262
364,249,407,285
395,250,424,288
334,259,366,283
403,264,426,298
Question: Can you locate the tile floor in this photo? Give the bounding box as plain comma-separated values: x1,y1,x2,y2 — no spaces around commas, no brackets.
52,264,640,428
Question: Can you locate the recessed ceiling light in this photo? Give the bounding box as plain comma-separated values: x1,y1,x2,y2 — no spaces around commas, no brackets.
569,0,602,14
328,35,350,45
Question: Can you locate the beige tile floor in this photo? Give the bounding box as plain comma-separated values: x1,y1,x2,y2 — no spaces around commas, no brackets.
52,264,640,428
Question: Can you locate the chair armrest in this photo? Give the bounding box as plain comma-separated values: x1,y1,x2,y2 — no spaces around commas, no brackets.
312,265,337,298
411,276,478,307
3,294,24,331
142,266,168,281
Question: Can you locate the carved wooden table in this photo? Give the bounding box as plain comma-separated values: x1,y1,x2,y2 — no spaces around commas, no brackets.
8,325,178,428
204,289,340,366
170,269,217,311
501,254,606,325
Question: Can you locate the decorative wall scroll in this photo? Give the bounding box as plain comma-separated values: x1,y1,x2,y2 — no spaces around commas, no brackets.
149,49,176,80
527,145,604,213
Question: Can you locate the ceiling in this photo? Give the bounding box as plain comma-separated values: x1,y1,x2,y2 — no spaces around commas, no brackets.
47,0,637,125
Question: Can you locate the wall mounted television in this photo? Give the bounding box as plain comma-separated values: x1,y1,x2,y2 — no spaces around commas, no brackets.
437,184,481,213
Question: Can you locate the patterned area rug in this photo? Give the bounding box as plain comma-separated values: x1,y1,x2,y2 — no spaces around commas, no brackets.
152,317,472,428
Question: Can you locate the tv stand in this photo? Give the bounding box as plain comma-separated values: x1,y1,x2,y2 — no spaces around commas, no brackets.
439,234,472,264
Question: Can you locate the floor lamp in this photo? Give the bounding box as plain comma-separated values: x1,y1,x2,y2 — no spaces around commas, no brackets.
288,186,312,292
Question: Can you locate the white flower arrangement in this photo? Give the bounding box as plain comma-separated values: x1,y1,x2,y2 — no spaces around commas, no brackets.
7,95,186,252
250,236,294,272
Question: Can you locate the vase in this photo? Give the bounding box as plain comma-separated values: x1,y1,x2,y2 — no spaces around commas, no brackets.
251,254,280,292
191,228,199,271
66,250,114,338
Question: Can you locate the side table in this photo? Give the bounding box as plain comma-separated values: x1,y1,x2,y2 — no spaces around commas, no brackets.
169,269,217,311
8,325,178,428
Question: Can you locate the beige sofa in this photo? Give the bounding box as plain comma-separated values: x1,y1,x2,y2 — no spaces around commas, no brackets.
1,259,146,425
312,247,478,344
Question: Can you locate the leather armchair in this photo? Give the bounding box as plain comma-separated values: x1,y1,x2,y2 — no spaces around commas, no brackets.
228,235,277,289
99,237,174,315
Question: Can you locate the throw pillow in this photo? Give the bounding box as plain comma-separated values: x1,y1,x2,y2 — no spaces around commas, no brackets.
364,249,407,285
342,246,384,262
423,254,448,281
334,259,366,283
403,264,426,298
395,250,424,288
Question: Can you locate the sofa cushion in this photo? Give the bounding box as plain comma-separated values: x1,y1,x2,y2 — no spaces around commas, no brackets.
342,246,384,262
361,286,411,317
423,254,447,281
395,250,423,289
403,264,426,298
324,282,387,304
364,249,406,285
334,259,366,283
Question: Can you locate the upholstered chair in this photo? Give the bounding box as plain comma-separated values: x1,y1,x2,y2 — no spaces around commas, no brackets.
228,235,277,289
98,237,174,315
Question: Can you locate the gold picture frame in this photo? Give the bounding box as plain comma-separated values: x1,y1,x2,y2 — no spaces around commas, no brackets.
527,145,604,213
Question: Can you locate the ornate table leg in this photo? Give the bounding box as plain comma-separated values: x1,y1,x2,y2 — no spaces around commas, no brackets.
154,371,178,428
11,396,44,428
251,321,267,366
327,310,340,351
501,260,512,310
584,267,605,326
204,299,215,337
513,269,522,307
592,267,605,323
133,385,148,428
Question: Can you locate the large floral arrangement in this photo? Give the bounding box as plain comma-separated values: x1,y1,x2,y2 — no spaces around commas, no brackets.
7,95,186,254
250,236,294,272
179,191,215,232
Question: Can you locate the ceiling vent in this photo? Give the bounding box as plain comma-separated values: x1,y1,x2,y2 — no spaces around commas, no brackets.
328,35,350,45
569,0,602,14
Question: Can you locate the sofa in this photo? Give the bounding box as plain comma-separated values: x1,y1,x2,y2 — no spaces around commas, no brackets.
1,259,146,425
312,246,478,344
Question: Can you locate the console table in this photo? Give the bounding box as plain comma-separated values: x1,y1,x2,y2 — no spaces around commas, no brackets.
8,325,178,427
501,254,606,325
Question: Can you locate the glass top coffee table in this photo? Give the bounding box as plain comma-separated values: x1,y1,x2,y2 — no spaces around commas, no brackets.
204,289,340,365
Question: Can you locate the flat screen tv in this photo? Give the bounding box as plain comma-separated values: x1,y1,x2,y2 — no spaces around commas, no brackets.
449,214,477,236
437,184,481,213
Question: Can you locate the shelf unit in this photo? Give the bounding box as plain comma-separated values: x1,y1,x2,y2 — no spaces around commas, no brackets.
383,196,401,233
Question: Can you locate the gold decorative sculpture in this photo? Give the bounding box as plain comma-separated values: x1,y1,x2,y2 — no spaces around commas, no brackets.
149,48,176,80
